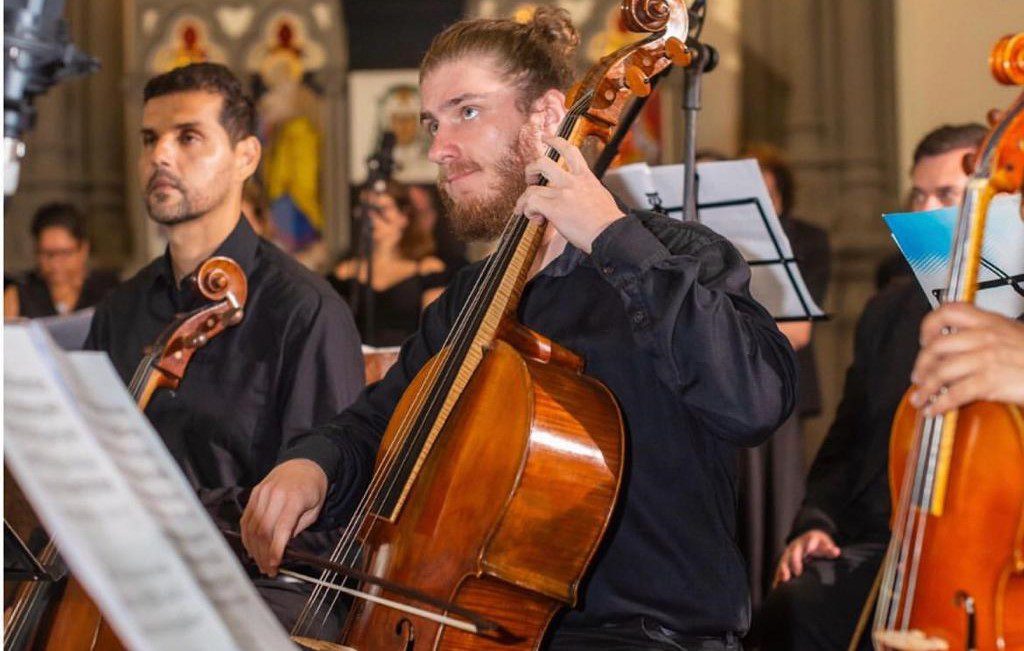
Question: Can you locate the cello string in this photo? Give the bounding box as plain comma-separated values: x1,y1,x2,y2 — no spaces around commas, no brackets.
295,96,592,635
901,413,945,630
875,407,933,633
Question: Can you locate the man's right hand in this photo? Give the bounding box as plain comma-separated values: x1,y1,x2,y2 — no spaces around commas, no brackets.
240,459,328,576
773,529,840,586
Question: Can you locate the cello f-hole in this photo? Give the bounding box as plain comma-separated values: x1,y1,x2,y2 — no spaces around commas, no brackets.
394,617,415,650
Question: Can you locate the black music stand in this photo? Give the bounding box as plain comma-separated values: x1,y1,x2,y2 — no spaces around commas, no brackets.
4,519,52,582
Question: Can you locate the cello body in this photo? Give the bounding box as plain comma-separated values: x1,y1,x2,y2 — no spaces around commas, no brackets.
342,322,624,650
886,395,1024,650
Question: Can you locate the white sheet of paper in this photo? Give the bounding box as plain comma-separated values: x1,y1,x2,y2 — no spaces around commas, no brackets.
604,159,825,319
64,353,296,651
3,322,294,651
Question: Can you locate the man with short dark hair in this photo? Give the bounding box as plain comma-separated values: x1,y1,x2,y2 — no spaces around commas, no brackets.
752,122,987,650
241,9,796,649
85,62,364,634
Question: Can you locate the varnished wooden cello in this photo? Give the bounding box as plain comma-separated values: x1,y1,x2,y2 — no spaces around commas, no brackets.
285,2,692,650
872,34,1024,651
3,256,247,651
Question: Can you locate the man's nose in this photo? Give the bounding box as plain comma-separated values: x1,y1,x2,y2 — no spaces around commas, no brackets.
149,136,175,167
427,125,457,165
918,194,944,211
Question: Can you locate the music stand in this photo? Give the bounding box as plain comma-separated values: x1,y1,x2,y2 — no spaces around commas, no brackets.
603,159,826,321
4,519,52,582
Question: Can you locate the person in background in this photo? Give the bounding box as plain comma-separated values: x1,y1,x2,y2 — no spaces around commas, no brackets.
330,180,447,346
4,202,119,319
740,143,832,607
874,123,989,290
241,177,276,241
751,122,987,651
408,183,468,272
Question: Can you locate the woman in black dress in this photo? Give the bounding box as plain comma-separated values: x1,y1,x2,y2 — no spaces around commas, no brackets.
330,181,447,347
4,203,118,319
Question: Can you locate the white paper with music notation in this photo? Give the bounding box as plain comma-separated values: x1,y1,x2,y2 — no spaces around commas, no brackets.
3,322,295,651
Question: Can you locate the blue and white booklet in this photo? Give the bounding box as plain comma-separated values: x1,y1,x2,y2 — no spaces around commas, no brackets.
884,193,1024,318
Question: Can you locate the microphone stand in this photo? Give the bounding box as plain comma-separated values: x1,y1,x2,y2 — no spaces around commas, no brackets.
353,197,376,344
680,40,718,223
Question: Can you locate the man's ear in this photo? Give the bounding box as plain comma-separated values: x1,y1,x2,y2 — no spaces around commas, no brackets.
235,135,262,181
529,88,567,137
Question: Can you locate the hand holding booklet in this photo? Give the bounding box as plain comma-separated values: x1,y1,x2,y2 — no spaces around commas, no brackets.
3,321,296,651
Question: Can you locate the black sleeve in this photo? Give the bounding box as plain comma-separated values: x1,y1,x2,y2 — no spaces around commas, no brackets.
197,293,366,535
280,279,462,528
588,211,798,447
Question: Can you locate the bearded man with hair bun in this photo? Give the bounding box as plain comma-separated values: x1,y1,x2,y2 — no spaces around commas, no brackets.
243,8,796,649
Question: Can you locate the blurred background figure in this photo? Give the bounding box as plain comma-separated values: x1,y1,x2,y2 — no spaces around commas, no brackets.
407,183,467,273
329,180,447,347
4,202,119,319
241,178,275,239
740,144,832,607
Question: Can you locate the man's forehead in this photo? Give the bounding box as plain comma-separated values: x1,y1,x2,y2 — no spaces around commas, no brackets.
419,57,512,112
142,90,223,126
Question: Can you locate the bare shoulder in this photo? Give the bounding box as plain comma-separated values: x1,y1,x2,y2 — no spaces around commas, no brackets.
333,258,359,280
417,256,446,275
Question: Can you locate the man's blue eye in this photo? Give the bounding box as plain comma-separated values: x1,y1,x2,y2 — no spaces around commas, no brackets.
462,106,478,120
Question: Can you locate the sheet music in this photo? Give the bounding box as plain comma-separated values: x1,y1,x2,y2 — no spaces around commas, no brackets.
884,194,1024,317
3,323,294,651
604,159,825,320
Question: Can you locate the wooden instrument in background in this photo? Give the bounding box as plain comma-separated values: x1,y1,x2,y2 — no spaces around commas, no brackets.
873,34,1024,651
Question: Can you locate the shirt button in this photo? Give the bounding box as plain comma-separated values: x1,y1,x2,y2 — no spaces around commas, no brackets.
631,311,648,327
602,265,614,275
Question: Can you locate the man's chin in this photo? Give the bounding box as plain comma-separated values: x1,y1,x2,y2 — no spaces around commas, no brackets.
146,206,203,227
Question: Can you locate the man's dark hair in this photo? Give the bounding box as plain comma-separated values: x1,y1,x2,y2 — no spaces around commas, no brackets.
912,123,987,166
31,202,87,242
143,62,255,143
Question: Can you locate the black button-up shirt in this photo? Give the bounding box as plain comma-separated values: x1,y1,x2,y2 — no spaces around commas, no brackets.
284,211,797,636
85,216,365,547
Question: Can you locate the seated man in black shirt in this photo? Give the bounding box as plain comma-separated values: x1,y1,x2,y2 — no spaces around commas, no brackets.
752,123,987,650
84,63,364,636
240,8,797,650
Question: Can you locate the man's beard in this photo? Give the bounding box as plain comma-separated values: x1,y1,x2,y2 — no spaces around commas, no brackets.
144,171,214,226
438,127,535,242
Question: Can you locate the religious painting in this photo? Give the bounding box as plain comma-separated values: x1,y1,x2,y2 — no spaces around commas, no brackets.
348,70,437,185
147,15,227,73
244,10,328,254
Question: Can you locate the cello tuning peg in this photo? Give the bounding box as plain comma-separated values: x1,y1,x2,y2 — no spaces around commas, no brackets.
665,37,691,66
625,66,651,97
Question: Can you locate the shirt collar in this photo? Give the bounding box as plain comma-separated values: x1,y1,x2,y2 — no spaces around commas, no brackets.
157,215,260,284
156,215,260,307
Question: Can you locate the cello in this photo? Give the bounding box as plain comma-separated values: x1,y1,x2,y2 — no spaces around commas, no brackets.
872,34,1024,651
3,256,247,651
285,2,692,650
